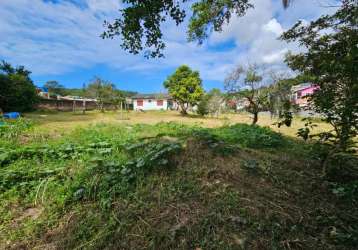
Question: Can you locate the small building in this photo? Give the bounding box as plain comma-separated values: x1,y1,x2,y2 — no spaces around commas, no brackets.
36,87,50,99
132,93,173,111
291,83,319,108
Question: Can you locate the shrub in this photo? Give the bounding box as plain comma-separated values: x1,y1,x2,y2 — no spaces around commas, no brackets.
212,124,285,149
196,96,209,116
0,118,33,140
325,153,358,183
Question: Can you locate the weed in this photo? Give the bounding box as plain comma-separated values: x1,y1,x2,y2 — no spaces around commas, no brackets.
0,118,33,140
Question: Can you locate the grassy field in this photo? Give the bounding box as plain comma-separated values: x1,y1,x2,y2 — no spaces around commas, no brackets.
24,110,331,138
0,111,356,249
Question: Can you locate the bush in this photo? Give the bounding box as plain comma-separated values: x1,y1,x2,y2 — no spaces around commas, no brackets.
325,153,358,183
0,118,33,140
196,96,209,116
212,124,285,149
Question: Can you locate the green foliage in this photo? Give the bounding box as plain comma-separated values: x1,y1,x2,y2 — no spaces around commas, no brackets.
102,0,253,58
196,95,210,116
164,65,204,115
211,124,285,148
1,121,357,249
196,89,224,117
0,118,33,140
86,77,117,112
282,0,358,151
225,64,266,124
296,118,318,141
188,0,253,44
0,61,39,112
101,1,294,58
325,153,358,183
44,80,66,96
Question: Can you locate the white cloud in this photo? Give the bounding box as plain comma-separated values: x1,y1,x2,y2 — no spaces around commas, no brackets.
87,0,120,13
0,0,338,84
262,48,288,63
263,19,284,36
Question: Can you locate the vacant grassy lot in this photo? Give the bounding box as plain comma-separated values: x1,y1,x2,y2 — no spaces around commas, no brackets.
24,110,331,138
0,111,356,249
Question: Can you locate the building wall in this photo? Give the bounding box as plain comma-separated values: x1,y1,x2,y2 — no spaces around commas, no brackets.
300,86,318,96
292,85,319,108
133,99,168,111
37,99,117,111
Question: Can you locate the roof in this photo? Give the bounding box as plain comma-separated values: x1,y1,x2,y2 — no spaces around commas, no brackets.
37,87,48,92
131,93,171,99
291,83,313,92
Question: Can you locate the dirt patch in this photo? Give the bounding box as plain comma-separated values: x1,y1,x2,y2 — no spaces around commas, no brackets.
14,207,43,223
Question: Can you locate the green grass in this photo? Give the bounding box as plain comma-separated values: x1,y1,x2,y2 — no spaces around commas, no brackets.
0,117,356,249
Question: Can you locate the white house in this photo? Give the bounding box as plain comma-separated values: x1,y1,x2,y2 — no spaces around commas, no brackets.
132,93,174,111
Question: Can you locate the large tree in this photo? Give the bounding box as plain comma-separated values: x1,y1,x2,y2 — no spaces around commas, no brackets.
281,0,357,151
44,80,67,96
164,65,204,115
225,64,266,124
0,61,38,112
86,77,116,112
102,1,294,58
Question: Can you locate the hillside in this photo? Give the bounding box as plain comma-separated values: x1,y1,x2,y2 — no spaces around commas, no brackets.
0,116,357,249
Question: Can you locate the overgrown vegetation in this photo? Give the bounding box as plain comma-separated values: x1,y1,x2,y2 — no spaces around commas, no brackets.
282,0,358,152
1,119,356,249
0,61,39,112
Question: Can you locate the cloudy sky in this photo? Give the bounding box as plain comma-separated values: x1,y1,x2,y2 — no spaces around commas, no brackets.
0,0,338,92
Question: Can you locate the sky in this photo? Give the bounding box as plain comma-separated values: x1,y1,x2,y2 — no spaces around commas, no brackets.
0,0,339,93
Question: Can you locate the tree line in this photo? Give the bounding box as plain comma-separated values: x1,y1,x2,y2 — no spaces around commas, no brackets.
0,65,136,113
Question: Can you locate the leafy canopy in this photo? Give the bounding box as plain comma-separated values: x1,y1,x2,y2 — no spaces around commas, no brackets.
102,0,292,58
224,64,266,124
44,80,67,96
164,65,204,114
281,0,358,151
86,77,117,111
0,61,38,112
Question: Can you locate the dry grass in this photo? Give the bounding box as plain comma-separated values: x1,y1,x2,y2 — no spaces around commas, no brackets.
25,110,331,138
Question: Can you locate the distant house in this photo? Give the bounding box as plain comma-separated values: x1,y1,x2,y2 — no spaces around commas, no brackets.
36,87,50,99
132,93,174,111
236,98,250,111
291,83,319,108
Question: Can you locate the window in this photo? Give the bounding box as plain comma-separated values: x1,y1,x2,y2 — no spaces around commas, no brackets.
137,99,143,106
148,99,152,103
157,100,163,106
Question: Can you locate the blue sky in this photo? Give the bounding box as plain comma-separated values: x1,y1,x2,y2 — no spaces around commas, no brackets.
0,0,337,93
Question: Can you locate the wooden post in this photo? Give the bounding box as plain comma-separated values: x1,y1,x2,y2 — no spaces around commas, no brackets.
72,100,76,113
82,100,86,114
120,101,123,120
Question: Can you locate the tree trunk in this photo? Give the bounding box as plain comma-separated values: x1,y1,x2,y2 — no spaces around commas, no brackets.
180,103,188,115
180,109,188,115
252,112,258,125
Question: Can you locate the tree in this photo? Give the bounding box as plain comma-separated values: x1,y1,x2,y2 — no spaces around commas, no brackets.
225,64,266,124
44,80,67,96
86,77,115,112
164,65,204,115
197,94,210,116
0,61,39,112
102,1,294,57
196,89,223,117
207,88,224,118
281,0,357,151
